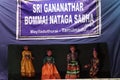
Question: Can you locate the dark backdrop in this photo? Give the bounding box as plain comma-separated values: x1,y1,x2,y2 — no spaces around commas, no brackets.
8,43,110,79
0,0,120,79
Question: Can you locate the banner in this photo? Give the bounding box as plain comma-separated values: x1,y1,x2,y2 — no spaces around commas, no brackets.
16,0,101,40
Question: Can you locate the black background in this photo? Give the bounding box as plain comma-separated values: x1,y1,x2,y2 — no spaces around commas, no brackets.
8,43,110,79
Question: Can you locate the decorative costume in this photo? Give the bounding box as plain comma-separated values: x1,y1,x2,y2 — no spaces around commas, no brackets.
89,58,99,78
65,52,80,79
21,50,35,77
41,56,61,79
85,48,99,78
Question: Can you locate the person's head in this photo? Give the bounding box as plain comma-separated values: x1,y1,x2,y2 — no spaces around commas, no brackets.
47,49,52,56
70,45,76,53
93,48,98,58
24,46,28,50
